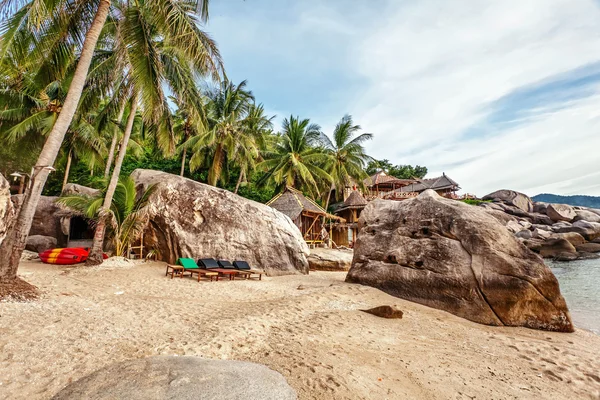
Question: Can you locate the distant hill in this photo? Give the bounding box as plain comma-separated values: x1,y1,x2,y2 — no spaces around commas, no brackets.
532,193,600,208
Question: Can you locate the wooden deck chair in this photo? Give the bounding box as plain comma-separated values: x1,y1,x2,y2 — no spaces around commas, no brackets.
175,258,218,281
198,258,238,281
218,260,251,280
233,261,264,280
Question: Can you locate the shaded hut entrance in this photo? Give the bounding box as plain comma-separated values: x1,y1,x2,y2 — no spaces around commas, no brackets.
267,186,344,248
68,216,94,247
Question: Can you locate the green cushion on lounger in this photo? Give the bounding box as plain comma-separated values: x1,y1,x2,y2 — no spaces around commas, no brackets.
177,258,199,269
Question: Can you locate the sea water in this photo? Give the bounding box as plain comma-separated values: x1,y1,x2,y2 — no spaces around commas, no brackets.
548,259,600,335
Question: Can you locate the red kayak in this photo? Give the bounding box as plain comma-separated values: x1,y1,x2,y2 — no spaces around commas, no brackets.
39,248,88,265
38,248,109,265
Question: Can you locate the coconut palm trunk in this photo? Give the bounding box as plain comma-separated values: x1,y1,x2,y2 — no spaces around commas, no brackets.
180,148,187,177
61,150,73,192
0,0,112,281
104,101,126,178
87,92,138,265
234,170,244,194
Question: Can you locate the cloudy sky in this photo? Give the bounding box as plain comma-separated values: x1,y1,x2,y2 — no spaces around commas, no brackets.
206,0,600,196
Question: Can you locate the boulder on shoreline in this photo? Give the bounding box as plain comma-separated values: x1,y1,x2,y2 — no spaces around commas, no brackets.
477,190,600,261
308,248,353,271
546,204,577,222
482,190,533,213
346,190,573,332
131,169,310,276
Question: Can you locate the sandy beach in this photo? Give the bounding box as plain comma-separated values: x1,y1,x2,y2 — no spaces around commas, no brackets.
1,260,599,400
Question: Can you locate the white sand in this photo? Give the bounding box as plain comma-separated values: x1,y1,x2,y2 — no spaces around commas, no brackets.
1,260,599,399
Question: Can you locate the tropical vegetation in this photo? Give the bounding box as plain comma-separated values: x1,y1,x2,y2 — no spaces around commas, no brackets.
57,176,155,258
0,0,427,286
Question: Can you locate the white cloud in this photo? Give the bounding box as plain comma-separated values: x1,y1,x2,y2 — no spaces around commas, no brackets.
350,0,600,195
208,0,600,196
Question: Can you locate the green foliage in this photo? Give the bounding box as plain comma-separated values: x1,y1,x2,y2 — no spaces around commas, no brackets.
320,114,373,202
0,1,433,208
366,159,428,179
258,115,332,198
461,199,490,206
57,176,156,257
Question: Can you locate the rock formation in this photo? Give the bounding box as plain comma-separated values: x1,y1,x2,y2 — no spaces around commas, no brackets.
546,204,577,222
51,356,297,400
11,195,68,247
307,248,353,271
62,183,101,197
481,190,600,260
483,189,533,213
346,190,573,332
361,305,404,319
25,235,57,253
131,169,309,275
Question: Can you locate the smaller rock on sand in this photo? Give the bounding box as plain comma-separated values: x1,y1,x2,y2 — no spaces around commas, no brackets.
52,356,297,400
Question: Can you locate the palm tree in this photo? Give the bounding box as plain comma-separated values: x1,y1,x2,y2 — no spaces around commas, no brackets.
170,91,206,177
233,102,274,193
0,45,108,191
0,0,220,275
319,114,373,205
87,0,224,265
258,115,332,198
184,80,255,186
0,0,112,280
57,176,155,258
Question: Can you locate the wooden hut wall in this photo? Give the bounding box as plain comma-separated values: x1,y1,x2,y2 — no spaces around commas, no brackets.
331,228,349,247
301,213,322,241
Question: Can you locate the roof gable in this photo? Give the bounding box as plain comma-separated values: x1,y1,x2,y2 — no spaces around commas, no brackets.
266,187,326,219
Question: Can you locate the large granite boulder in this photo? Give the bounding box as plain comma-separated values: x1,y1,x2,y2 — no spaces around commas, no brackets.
552,221,572,231
346,190,573,332
574,209,600,223
0,173,14,249
11,195,68,247
25,235,57,253
531,213,553,226
539,238,576,258
131,169,309,275
481,208,517,226
554,222,600,241
308,248,353,271
575,243,600,253
549,232,586,246
546,204,577,222
533,202,548,214
52,356,297,400
62,183,101,197
483,190,533,213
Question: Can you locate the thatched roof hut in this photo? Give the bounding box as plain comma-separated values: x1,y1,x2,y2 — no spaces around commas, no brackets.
267,187,343,246
336,190,367,213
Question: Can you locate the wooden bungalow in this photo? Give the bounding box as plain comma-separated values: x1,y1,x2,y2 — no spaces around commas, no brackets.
363,171,416,200
330,190,368,247
267,187,344,247
393,173,461,198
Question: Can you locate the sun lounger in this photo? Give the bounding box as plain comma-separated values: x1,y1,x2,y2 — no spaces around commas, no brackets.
175,258,219,281
233,260,264,280
218,260,251,279
198,258,238,280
